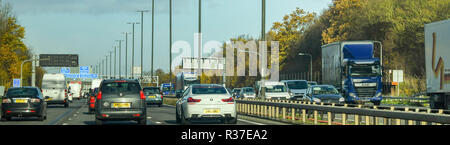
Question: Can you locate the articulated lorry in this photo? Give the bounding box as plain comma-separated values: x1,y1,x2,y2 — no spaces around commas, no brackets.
175,72,200,98
425,19,450,109
322,41,383,105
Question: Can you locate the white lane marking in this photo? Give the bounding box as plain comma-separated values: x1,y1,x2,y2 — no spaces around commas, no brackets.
73,114,77,116
68,118,72,121
155,121,162,124
237,119,266,125
147,117,152,119
62,123,69,125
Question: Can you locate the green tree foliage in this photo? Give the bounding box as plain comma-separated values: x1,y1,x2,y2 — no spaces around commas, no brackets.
0,0,44,88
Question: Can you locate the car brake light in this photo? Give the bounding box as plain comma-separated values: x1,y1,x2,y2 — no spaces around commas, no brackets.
6,110,12,114
31,99,40,103
133,114,141,117
97,91,102,100
31,110,36,113
2,99,11,103
222,97,234,102
115,80,127,83
161,93,163,99
187,97,201,102
90,97,95,103
140,90,145,100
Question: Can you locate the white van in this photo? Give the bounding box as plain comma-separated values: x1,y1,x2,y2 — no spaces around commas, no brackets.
91,79,102,90
42,73,69,107
257,81,291,100
69,81,82,100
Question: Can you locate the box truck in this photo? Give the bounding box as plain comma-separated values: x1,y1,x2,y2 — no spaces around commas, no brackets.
322,41,383,105
425,19,450,109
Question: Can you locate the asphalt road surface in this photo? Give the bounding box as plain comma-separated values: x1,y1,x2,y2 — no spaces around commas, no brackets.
1,98,266,125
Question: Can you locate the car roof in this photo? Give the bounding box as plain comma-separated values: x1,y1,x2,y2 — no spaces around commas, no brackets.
8,86,39,89
310,85,335,88
102,79,139,83
144,87,159,89
191,84,223,87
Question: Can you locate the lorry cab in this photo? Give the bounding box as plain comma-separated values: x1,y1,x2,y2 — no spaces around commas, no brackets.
322,41,383,105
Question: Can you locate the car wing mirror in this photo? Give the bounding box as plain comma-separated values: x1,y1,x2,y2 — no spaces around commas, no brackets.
45,96,50,99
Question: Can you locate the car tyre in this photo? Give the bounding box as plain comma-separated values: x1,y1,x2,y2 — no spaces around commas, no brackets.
158,104,163,107
180,111,191,125
373,101,381,106
95,119,103,125
138,118,147,125
1,116,7,121
175,108,181,123
64,102,69,108
225,117,237,124
38,115,45,121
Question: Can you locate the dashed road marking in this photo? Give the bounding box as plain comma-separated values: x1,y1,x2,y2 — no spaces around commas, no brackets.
62,123,69,125
155,121,162,124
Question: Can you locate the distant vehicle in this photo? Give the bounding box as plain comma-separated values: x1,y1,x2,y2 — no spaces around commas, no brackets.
143,87,163,107
307,81,318,87
69,81,82,100
1,87,48,121
88,88,99,114
91,79,103,90
95,79,147,125
41,73,69,107
425,19,450,109
238,87,256,99
256,81,290,100
175,72,200,98
303,85,345,104
160,83,174,95
322,41,383,105
176,84,237,124
281,80,309,100
231,88,241,98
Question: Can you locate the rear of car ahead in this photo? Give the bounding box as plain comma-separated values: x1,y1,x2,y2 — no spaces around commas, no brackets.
1,87,47,121
178,84,237,124
143,87,163,107
95,80,147,125
42,74,69,107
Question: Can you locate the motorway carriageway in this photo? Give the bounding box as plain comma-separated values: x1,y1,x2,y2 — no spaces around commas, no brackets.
0,99,271,125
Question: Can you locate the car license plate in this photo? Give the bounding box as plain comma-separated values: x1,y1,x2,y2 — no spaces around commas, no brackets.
148,96,156,99
46,98,53,101
112,103,131,108
15,99,27,103
204,109,220,114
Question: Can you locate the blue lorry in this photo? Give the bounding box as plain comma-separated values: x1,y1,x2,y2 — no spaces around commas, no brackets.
321,41,383,105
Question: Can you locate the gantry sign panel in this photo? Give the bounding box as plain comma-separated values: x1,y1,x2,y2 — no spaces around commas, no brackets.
39,54,79,67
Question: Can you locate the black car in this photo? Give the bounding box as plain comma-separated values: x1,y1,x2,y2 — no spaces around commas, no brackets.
95,79,147,125
303,85,345,104
1,87,48,121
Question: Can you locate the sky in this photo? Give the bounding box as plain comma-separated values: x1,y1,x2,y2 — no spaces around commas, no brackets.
5,0,332,75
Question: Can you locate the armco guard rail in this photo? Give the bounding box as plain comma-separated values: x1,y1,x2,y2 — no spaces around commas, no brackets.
236,99,450,125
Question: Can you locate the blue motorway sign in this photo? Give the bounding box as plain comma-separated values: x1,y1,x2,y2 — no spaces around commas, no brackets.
13,79,20,87
80,66,89,74
60,68,70,74
64,74,98,79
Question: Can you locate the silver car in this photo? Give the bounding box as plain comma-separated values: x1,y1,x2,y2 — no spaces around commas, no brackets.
143,87,163,107
176,84,237,125
95,79,147,125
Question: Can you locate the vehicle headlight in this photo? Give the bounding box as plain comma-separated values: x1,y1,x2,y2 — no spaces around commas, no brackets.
374,92,382,98
289,92,294,96
339,97,345,102
349,93,356,98
312,98,321,103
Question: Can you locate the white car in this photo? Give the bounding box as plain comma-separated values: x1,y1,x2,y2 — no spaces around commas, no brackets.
176,84,237,125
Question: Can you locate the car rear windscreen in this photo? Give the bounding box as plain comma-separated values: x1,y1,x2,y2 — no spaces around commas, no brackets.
192,86,227,94
7,88,39,98
100,82,141,94
144,88,160,95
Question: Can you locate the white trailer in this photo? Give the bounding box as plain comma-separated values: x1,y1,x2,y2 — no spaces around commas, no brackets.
425,19,450,109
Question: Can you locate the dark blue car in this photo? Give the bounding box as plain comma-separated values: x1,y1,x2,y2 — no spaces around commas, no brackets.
303,85,345,104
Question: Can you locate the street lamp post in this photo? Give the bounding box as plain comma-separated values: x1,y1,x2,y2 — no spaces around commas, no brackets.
169,0,172,92
298,53,312,81
114,46,117,79
116,40,124,78
151,0,155,79
122,32,130,79
137,10,150,79
128,22,140,79
20,58,49,87
109,51,112,79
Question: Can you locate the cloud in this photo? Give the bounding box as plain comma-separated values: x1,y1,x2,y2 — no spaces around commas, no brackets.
5,0,195,15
